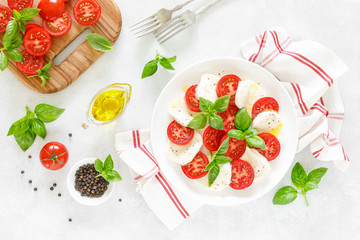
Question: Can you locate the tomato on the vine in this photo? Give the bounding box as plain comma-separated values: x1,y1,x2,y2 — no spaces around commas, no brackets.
40,142,69,170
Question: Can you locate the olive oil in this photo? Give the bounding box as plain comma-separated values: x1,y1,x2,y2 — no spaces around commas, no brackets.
92,90,126,122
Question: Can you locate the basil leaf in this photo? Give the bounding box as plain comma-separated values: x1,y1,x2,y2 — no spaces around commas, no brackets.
273,186,298,205
7,117,30,136
213,95,230,113
304,181,318,192
208,164,220,187
30,118,46,139
244,128,259,136
14,129,36,152
235,107,252,131
307,167,327,185
2,20,18,47
13,10,21,21
188,113,207,129
94,159,104,173
246,135,265,150
159,58,175,70
166,56,176,63
7,48,23,62
205,160,216,171
199,97,214,113
141,59,158,79
19,20,26,34
0,52,9,71
228,129,245,140
19,8,41,21
86,33,113,52
217,137,229,156
291,162,308,188
41,61,52,72
7,32,23,49
104,154,114,171
106,170,122,182
215,156,232,164
34,104,65,123
209,114,223,130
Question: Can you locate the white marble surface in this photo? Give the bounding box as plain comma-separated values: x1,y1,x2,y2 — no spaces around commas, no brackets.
1,0,359,239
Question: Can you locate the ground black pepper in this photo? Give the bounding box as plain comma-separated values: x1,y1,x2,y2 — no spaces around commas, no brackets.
75,163,109,198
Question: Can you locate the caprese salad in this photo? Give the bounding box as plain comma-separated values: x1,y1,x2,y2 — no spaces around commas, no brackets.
166,73,283,191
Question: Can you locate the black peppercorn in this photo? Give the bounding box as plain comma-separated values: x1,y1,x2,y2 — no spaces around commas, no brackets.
34,187,38,191
21,170,24,174
28,180,32,184
75,164,109,198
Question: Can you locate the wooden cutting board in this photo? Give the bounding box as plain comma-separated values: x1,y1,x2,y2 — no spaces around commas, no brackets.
0,0,122,93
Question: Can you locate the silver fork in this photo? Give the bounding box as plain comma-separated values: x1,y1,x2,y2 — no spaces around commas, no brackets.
155,0,223,44
131,0,195,38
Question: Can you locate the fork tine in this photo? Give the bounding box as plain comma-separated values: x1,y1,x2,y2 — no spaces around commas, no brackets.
135,23,161,38
131,18,158,32
155,17,182,37
133,20,159,34
130,16,155,28
157,25,188,44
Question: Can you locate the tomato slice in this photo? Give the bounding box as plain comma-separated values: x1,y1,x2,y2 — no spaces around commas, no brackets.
38,0,65,21
252,97,279,119
43,11,72,37
181,151,209,179
73,0,101,26
203,126,226,151
216,74,241,105
16,50,45,75
230,160,255,190
253,133,281,161
185,85,201,112
0,5,12,33
217,105,239,132
23,27,52,56
220,134,246,160
7,0,33,11
25,23,41,33
167,120,194,145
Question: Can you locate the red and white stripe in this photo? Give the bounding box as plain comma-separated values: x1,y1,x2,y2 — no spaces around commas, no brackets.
310,103,328,117
249,33,267,63
327,112,344,120
261,36,292,67
291,82,308,115
312,147,324,158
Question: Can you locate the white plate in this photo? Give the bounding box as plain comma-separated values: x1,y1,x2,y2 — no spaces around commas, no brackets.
151,57,298,206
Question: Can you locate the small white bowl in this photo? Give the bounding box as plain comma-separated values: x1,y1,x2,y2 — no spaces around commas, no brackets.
67,158,115,206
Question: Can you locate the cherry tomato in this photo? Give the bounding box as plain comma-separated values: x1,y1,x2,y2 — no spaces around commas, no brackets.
185,85,201,112
217,105,239,132
230,160,255,190
40,142,69,170
73,0,101,26
7,0,33,11
16,50,44,75
38,0,65,21
23,27,52,56
216,74,241,105
167,120,194,145
181,151,209,179
203,126,226,151
0,5,12,33
43,11,72,37
252,97,279,119
220,134,246,160
25,23,41,33
253,133,281,161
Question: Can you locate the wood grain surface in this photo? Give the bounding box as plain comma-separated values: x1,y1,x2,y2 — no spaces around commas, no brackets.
0,0,122,93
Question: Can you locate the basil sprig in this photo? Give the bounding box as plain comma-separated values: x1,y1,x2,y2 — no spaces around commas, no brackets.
188,96,230,130
227,107,265,150
94,154,122,182
142,51,176,79
28,61,52,86
12,8,41,34
204,138,232,186
7,104,65,151
273,162,328,206
87,33,114,52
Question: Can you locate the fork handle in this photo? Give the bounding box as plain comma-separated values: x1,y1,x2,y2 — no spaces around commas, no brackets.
169,0,195,13
196,0,223,15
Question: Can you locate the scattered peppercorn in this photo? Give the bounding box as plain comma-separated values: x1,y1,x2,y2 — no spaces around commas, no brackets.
21,170,24,174
28,155,32,159
68,218,72,222
50,187,54,191
58,193,62,197
34,187,38,191
118,198,122,202
68,133,72,137
75,163,109,198
53,183,57,187
28,180,32,184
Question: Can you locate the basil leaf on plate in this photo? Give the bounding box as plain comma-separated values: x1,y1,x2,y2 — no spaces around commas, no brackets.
213,95,230,113
30,118,47,139
205,160,217,171
246,135,265,150
35,104,65,123
273,186,298,205
235,107,252,131
228,129,245,140
216,138,229,156
244,128,259,136
142,60,158,79
208,164,220,187
215,156,232,164
86,33,113,52
199,97,214,113
188,113,207,129
208,114,223,130
14,129,36,152
291,162,308,188
104,154,114,171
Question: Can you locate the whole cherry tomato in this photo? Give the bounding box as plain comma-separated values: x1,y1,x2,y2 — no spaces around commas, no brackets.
38,0,65,21
40,142,69,170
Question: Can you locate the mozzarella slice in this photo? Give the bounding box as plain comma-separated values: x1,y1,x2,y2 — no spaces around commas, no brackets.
167,131,203,165
210,163,232,190
196,74,221,103
252,111,282,132
235,80,267,114
242,147,271,178
168,98,198,127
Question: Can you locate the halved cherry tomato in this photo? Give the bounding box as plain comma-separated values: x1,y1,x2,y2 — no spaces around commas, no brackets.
16,50,44,75
216,74,241,105
0,5,12,33
252,97,279,119
23,27,52,56
38,0,65,21
185,85,201,112
203,126,226,151
25,23,41,33
7,0,33,11
230,160,255,190
167,120,194,145
181,151,209,179
40,142,69,170
217,105,239,132
220,134,246,160
73,0,101,26
253,133,281,161
43,11,72,37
